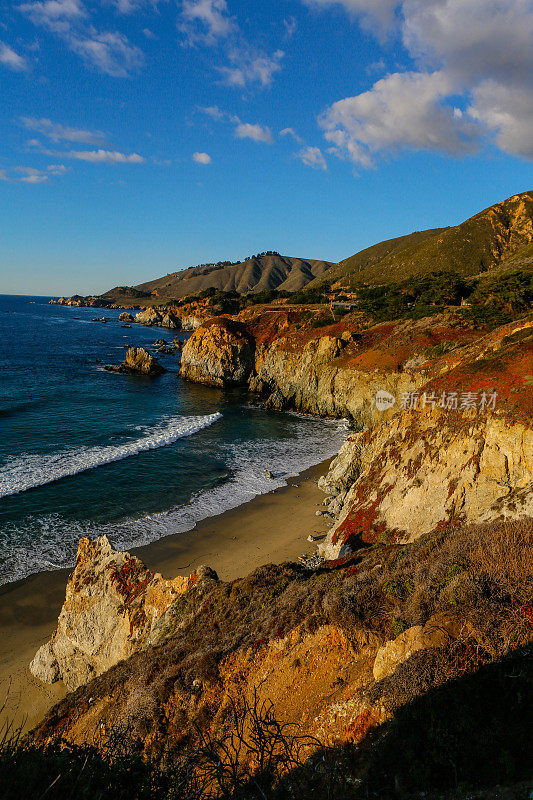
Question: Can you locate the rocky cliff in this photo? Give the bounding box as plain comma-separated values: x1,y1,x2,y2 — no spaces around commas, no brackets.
319,410,532,560
179,307,485,422
178,310,533,561
30,536,215,691
317,318,533,559
30,519,533,798
105,346,166,376
26,309,533,798
180,317,255,387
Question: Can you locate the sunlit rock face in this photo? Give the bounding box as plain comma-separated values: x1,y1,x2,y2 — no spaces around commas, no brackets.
29,536,210,691
180,317,255,387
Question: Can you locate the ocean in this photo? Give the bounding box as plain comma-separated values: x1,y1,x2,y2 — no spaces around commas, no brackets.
0,295,349,586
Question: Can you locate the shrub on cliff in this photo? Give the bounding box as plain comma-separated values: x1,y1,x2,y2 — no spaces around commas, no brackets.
0,698,355,800
0,730,166,800
349,268,532,326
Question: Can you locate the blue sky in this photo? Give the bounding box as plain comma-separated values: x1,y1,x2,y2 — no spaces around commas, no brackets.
1,0,533,295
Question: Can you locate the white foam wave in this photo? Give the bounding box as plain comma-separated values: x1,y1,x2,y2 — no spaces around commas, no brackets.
0,417,350,586
0,413,222,500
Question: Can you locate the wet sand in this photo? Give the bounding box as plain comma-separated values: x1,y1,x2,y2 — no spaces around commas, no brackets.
0,460,333,733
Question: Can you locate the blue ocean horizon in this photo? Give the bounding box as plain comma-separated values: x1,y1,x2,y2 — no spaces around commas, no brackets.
0,295,348,586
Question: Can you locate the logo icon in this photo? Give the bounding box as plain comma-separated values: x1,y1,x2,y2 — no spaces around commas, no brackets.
375,390,396,412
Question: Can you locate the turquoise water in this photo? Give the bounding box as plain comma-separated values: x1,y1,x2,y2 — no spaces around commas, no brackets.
0,295,348,586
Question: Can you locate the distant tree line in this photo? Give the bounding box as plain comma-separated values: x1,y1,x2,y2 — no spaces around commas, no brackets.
186,252,282,274
348,269,533,325
170,269,531,327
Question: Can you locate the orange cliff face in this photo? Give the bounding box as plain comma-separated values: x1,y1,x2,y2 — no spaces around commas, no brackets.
180,305,495,422
30,518,533,787
26,307,533,794
178,308,533,560
180,317,256,387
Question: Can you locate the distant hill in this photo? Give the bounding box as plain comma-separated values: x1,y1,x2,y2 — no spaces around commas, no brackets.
101,254,335,304
83,191,533,309
307,190,533,290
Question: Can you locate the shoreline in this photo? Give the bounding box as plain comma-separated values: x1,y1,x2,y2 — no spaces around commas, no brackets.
0,458,333,733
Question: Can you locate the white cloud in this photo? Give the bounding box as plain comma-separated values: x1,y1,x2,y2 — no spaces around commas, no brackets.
321,71,476,167
469,80,533,159
180,0,236,46
19,0,86,34
300,0,399,29
109,0,138,11
19,0,145,76
47,163,68,173
399,0,533,162
198,105,224,119
68,31,145,76
200,109,275,147
280,127,305,144
179,2,284,89
29,142,145,162
284,16,298,38
16,166,51,183
20,117,106,144
64,148,145,163
0,42,28,70
315,0,533,166
235,122,273,144
193,151,211,164
26,139,145,163
402,0,533,86
108,0,165,13
0,164,68,183
219,48,284,88
297,145,327,170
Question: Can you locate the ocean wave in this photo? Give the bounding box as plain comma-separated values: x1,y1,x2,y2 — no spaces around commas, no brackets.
0,417,349,586
0,413,222,500
0,399,45,418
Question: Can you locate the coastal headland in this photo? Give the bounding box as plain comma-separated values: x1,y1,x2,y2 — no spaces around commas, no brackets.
3,191,533,798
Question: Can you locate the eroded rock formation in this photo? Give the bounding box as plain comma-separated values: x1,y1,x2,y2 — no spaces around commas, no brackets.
317,320,533,559
133,308,181,329
106,347,166,376
30,536,216,690
319,410,533,560
30,517,532,783
180,317,255,387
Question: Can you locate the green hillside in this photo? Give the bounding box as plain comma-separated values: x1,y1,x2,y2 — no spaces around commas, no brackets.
308,228,447,290
308,191,533,290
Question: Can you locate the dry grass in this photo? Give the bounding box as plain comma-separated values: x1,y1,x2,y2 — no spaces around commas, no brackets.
467,518,533,605
26,517,533,798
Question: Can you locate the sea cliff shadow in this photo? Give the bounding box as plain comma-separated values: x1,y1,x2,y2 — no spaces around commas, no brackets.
274,646,533,799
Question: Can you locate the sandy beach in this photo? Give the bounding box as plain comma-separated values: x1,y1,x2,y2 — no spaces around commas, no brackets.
0,459,333,733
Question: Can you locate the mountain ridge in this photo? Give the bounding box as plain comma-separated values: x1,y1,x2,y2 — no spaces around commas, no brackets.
101,254,335,304
306,190,533,291
53,191,533,308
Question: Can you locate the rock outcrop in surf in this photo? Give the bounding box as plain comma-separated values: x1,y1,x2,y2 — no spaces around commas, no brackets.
106,347,166,376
